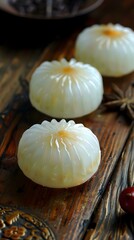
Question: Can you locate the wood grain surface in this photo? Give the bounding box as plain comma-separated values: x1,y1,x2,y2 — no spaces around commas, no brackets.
0,47,42,111
0,0,134,239
84,126,134,240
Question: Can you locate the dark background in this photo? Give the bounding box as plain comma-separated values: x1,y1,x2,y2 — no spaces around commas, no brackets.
0,0,134,47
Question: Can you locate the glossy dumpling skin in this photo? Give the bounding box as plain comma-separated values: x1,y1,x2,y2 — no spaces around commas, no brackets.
18,119,101,188
75,24,134,77
29,59,103,118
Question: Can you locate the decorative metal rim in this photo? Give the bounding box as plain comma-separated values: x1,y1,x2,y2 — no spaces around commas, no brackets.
0,205,56,240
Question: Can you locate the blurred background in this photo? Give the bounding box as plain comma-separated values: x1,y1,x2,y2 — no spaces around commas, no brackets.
0,0,133,47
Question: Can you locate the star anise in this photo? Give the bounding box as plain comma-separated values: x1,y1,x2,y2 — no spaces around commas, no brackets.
104,83,134,121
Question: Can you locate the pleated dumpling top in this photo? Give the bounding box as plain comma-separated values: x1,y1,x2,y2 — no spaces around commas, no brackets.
18,119,101,188
29,59,103,118
75,24,134,77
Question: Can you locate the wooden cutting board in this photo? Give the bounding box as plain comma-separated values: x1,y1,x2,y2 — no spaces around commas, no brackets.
0,34,134,240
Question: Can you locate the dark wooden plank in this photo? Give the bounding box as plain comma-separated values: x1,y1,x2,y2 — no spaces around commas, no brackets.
84,125,134,240
90,0,134,29
0,36,133,240
0,47,42,111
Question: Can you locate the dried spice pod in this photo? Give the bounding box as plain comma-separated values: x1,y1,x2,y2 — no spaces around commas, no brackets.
104,83,134,121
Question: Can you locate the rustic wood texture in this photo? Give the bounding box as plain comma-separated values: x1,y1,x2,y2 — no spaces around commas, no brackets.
0,47,42,111
0,0,134,239
84,126,134,240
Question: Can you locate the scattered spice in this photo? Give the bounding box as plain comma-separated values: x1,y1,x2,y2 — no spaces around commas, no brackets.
104,83,134,121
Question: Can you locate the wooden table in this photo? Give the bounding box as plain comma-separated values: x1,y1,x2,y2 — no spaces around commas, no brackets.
0,0,134,239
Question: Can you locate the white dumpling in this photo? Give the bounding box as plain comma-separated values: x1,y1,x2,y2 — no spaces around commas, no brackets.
18,119,101,188
29,58,103,118
75,23,134,77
